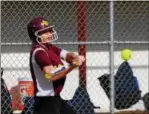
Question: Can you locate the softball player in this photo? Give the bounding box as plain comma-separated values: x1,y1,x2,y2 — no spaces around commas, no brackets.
27,17,85,114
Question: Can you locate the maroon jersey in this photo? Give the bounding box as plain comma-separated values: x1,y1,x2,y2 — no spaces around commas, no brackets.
30,44,66,96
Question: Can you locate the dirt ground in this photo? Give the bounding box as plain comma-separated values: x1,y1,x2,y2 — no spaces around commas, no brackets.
96,111,149,114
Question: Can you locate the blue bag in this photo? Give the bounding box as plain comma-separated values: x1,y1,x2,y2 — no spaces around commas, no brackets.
98,62,141,109
142,92,149,111
68,84,95,114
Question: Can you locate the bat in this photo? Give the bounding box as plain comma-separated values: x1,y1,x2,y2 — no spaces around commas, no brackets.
51,60,78,75
45,61,78,79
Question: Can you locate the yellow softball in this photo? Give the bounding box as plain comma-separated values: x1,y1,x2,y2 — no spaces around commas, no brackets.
121,49,132,61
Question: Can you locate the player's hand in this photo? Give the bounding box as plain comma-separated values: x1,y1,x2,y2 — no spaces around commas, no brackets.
72,55,85,66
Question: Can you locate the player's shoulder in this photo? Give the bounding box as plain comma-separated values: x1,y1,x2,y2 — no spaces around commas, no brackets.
31,44,44,52
50,44,62,50
50,44,56,48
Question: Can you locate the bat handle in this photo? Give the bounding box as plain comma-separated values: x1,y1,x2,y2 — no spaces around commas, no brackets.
51,66,66,75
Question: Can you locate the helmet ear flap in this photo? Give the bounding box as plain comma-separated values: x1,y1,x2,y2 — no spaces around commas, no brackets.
27,22,37,42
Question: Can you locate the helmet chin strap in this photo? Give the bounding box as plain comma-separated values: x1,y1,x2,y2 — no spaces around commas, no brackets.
36,37,50,49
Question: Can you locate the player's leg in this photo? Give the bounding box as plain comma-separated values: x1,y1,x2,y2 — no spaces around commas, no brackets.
33,96,61,114
60,98,77,114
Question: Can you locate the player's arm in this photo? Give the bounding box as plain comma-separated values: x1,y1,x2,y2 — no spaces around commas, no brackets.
52,45,85,66
61,50,85,66
43,64,77,81
35,50,77,82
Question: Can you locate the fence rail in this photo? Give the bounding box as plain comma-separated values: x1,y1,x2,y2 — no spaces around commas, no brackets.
1,41,149,46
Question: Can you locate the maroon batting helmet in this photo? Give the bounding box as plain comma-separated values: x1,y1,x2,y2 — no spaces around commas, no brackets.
27,17,58,43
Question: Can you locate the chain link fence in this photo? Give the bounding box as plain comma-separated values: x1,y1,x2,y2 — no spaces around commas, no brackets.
1,1,149,114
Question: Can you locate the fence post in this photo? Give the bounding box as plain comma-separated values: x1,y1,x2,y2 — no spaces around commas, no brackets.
109,1,115,114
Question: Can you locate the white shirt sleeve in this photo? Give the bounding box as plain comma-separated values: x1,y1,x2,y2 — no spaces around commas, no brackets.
60,49,69,60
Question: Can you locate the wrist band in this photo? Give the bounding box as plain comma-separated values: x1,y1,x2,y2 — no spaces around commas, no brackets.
45,73,52,79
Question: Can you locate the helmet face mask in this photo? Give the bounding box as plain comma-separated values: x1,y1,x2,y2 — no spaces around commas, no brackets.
35,26,58,44
27,17,58,44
